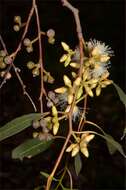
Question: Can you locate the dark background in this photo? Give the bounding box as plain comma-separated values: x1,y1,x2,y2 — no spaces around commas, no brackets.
0,0,125,190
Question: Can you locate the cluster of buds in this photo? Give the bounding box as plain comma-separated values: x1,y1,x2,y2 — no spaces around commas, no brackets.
32,117,53,141
23,38,33,53
26,61,40,77
13,16,21,32
0,50,12,79
66,133,95,157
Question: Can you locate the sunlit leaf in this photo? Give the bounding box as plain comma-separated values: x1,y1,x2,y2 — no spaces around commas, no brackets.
113,83,126,107
12,138,53,160
0,113,43,141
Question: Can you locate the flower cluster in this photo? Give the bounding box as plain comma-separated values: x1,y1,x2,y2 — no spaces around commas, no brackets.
66,133,95,157
59,40,113,98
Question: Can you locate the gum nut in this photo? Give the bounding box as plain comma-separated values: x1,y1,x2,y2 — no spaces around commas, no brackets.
13,25,20,32
4,56,13,64
63,75,72,87
26,46,33,53
80,147,89,157
47,29,55,38
0,50,7,57
23,38,31,46
27,61,35,69
66,143,76,152
32,120,40,129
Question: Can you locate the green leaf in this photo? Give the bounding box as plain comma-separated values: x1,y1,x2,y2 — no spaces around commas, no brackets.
102,132,126,158
40,171,58,182
105,134,118,155
113,83,126,107
0,113,42,141
74,153,82,176
12,138,53,160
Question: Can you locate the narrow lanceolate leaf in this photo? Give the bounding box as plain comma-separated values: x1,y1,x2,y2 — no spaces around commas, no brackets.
74,153,82,176
12,138,53,160
105,134,118,155
113,83,126,107
0,113,42,141
102,132,126,158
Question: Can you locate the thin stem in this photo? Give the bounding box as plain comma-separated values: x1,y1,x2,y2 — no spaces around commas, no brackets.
66,167,73,190
33,0,45,115
0,35,37,112
78,94,87,131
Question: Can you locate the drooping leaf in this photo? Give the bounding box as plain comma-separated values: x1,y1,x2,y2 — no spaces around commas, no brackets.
12,138,53,160
0,113,44,141
105,134,118,155
102,132,126,158
74,153,82,176
113,83,126,107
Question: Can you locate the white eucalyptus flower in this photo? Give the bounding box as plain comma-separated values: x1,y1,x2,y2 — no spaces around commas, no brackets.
87,39,114,57
90,62,111,78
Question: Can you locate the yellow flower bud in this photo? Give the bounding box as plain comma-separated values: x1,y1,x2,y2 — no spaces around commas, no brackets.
70,62,80,68
80,147,89,157
71,144,79,157
71,72,77,78
53,122,59,135
76,86,83,100
63,75,72,87
52,105,58,116
85,85,93,97
102,80,112,85
66,143,76,152
60,54,68,62
74,77,81,86
61,42,70,51
55,87,67,94
96,85,101,96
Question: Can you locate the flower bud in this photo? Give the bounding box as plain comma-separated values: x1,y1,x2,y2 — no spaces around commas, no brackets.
71,144,79,157
4,56,13,64
27,61,35,69
47,29,55,38
23,38,31,46
63,75,72,87
53,122,59,135
52,105,58,116
74,77,81,86
13,25,20,32
55,87,67,94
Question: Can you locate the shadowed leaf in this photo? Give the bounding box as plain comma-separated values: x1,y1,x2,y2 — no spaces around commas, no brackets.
74,153,82,176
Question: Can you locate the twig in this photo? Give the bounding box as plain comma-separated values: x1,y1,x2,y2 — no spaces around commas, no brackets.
0,4,37,112
66,167,73,190
33,0,46,115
